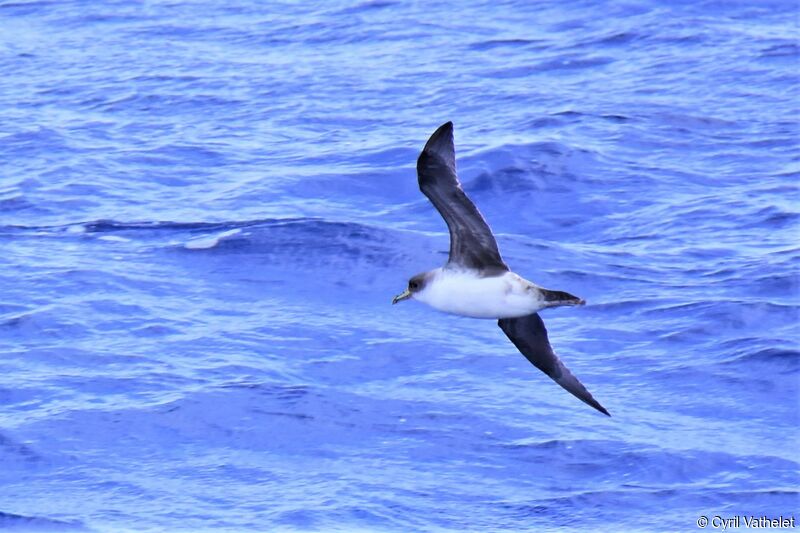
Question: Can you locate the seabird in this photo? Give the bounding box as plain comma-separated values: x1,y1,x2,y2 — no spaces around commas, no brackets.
393,122,610,416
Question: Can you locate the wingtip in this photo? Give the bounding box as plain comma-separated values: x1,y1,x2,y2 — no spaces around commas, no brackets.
586,395,611,417
435,121,453,133
422,121,455,155
586,395,611,418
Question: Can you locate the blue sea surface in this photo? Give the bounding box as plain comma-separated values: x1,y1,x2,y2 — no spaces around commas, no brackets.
1,0,798,531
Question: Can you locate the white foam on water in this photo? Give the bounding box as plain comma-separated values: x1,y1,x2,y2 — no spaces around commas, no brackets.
184,228,242,250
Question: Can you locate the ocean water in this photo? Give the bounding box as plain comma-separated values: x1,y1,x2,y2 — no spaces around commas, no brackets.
1,0,798,531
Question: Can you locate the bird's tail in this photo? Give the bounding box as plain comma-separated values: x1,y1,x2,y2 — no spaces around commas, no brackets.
541,288,585,307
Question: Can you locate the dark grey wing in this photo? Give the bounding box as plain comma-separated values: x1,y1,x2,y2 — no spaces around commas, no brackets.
498,314,610,416
416,122,508,274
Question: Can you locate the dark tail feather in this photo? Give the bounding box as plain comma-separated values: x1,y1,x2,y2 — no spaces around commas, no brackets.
541,289,585,306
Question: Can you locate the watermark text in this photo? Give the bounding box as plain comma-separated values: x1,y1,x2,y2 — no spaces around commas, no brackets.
697,515,795,530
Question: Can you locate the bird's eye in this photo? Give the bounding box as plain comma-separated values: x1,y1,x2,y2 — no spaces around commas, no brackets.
409,281,419,290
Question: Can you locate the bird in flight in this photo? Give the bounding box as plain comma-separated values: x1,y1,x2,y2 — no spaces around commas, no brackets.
393,122,609,416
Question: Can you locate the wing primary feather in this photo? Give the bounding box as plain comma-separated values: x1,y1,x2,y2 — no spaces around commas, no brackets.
498,314,610,416
416,122,508,274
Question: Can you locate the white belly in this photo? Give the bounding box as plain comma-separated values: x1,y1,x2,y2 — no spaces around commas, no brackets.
415,269,545,319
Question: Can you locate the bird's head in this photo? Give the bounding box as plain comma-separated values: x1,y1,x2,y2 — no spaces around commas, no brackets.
392,271,432,304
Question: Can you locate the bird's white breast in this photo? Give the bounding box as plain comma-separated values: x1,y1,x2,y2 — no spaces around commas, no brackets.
414,269,546,319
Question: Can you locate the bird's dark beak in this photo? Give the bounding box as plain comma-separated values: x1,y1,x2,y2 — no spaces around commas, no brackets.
392,289,412,305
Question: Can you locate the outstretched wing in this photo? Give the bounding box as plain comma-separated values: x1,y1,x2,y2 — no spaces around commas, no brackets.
498,313,610,416
416,122,508,274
